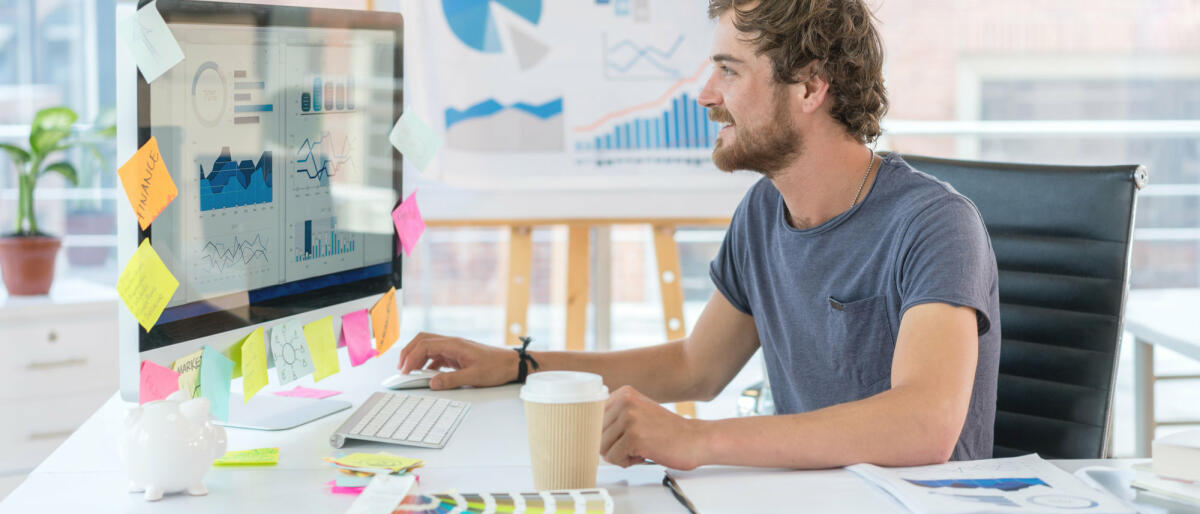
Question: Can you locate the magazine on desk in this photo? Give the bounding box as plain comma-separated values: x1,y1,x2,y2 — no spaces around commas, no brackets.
848,454,1134,514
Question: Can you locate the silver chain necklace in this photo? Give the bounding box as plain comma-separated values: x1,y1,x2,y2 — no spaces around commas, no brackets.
849,149,876,209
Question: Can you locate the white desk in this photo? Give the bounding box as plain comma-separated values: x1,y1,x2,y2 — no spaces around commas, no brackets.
0,349,1189,513
1125,288,1200,457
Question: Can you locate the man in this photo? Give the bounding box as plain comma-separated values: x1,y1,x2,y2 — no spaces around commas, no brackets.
399,0,1000,470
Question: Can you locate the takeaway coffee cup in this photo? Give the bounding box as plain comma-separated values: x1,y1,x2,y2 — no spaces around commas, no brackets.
520,371,609,491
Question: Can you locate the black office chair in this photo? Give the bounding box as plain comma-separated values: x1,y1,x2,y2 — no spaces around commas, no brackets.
904,154,1147,459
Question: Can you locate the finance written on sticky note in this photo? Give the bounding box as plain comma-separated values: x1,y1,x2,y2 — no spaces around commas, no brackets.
304,316,339,382
392,190,425,257
370,287,400,356
388,111,442,173
199,345,234,422
172,349,203,398
213,447,278,466
117,239,179,331
341,309,376,367
239,328,268,402
116,0,184,83
139,360,180,404
117,136,177,230
270,320,314,385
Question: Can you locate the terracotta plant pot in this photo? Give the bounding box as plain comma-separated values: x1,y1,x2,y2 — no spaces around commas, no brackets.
0,235,62,295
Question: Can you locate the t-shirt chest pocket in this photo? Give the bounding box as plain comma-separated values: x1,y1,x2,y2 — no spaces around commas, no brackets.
824,294,896,389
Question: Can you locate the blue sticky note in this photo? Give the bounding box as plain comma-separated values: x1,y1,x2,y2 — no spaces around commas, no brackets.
200,345,235,422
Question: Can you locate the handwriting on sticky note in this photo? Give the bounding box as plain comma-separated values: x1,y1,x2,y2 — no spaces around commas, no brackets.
333,453,423,472
139,360,180,404
213,447,278,466
200,345,234,422
388,112,442,173
304,316,339,382
391,190,425,257
117,239,179,331
117,137,178,231
272,386,340,399
342,309,376,367
171,349,203,398
240,328,268,402
370,287,400,356
269,320,314,385
116,0,184,83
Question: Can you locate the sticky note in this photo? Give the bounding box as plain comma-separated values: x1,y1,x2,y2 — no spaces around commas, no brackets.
391,190,425,257
171,349,203,398
270,320,314,385
116,0,184,83
335,475,375,488
240,328,268,402
117,137,177,231
139,360,180,404
328,480,366,495
346,474,416,514
370,287,400,356
304,316,339,382
200,345,235,422
333,453,423,473
214,447,278,466
341,310,376,367
273,386,340,399
117,239,179,331
388,112,442,173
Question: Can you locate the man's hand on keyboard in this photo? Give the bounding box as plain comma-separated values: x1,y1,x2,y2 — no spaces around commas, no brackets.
398,332,519,390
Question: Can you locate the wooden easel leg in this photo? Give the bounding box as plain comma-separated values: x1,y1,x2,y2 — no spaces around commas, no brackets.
505,226,533,347
653,224,696,418
566,225,590,351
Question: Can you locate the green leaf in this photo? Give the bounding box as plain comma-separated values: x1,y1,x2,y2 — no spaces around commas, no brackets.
0,143,30,168
30,128,71,156
42,161,78,186
32,107,78,134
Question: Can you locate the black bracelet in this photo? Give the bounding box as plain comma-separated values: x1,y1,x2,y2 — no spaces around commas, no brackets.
514,336,540,383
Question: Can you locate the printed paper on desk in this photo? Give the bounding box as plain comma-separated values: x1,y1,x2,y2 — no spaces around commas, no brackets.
171,349,203,398
392,190,425,257
139,360,180,404
370,287,400,355
214,447,278,466
304,316,339,382
117,136,177,230
117,239,178,331
389,112,442,173
270,320,315,385
240,328,268,402
273,385,340,399
116,0,184,83
199,345,235,422
341,309,376,367
346,474,416,514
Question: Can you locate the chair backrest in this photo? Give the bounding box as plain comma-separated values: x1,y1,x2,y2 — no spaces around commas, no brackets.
900,153,1147,459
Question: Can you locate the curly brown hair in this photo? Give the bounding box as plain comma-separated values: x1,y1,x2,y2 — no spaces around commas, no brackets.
708,0,889,144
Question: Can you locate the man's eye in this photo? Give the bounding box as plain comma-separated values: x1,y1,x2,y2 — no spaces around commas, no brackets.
721,65,736,76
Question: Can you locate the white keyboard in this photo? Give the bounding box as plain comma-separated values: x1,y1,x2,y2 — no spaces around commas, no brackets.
330,391,470,449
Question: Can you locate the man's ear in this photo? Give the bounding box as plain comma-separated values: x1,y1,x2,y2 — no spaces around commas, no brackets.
796,59,829,114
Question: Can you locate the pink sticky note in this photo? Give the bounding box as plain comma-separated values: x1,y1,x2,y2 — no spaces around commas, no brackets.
272,386,341,399
391,190,425,256
342,309,376,367
326,480,366,495
139,360,181,404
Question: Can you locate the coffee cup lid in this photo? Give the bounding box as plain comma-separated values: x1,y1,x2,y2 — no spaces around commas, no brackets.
520,371,609,404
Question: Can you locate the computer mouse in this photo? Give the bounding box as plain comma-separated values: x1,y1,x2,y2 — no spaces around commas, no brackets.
381,369,440,390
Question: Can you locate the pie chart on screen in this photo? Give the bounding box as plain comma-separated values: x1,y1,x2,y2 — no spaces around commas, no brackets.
442,0,548,69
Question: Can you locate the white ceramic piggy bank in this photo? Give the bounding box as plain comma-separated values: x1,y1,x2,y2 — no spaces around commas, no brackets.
120,390,227,501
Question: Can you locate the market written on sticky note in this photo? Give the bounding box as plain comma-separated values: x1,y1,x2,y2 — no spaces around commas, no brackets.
240,328,268,402
117,239,179,331
304,316,339,382
139,360,180,404
392,190,425,256
388,112,442,173
370,287,400,356
117,136,177,230
172,349,203,398
115,0,184,83
341,309,375,367
199,345,234,422
214,447,278,466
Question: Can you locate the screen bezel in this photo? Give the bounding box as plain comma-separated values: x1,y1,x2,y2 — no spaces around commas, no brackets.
135,0,404,352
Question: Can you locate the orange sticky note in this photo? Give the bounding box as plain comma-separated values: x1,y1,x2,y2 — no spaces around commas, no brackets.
370,287,400,355
117,136,178,230
304,316,339,382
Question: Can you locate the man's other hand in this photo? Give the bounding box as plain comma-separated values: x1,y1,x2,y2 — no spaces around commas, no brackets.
601,385,709,470
398,332,518,390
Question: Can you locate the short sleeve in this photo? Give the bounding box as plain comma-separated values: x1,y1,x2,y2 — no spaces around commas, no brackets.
709,192,754,316
898,196,998,336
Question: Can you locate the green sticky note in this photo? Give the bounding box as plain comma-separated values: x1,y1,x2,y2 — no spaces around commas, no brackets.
214,447,278,466
304,316,339,382
240,328,267,402
199,345,234,421
224,337,243,380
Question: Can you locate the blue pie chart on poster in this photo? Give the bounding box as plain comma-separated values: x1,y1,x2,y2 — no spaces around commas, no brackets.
443,0,542,53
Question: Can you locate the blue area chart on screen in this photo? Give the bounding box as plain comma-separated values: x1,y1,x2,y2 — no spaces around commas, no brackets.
199,148,274,211
443,0,541,53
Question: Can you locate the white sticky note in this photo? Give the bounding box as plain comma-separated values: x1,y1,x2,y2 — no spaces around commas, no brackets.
388,112,443,173
116,0,184,83
345,474,416,514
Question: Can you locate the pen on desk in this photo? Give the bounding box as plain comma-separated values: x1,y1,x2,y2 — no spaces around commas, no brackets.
662,471,698,514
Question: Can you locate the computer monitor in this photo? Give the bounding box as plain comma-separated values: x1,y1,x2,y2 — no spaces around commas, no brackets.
116,0,405,429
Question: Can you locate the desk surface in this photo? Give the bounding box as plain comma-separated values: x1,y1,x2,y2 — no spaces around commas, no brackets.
1125,288,1200,360
0,349,1185,513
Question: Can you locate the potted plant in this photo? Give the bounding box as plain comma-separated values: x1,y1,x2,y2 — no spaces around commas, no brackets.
0,106,109,295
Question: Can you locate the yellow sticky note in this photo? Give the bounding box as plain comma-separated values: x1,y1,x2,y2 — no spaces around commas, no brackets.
172,349,203,399
117,136,178,230
333,452,422,472
117,239,178,331
223,337,243,380
214,447,278,466
370,287,400,355
240,328,267,402
304,316,339,382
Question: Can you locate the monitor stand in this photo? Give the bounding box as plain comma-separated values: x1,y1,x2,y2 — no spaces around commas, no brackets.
219,394,352,431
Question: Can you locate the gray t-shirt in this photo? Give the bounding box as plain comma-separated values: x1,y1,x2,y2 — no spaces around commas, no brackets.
709,153,1000,461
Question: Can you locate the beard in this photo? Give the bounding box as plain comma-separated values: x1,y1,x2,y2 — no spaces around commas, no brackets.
709,88,801,178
